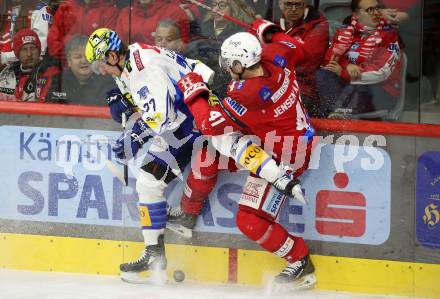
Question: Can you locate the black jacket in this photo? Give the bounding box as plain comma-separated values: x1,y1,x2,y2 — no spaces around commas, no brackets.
47,69,117,105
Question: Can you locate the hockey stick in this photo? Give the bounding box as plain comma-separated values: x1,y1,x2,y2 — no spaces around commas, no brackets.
105,159,126,185
122,113,128,186
186,0,254,31
264,0,274,21
231,0,257,20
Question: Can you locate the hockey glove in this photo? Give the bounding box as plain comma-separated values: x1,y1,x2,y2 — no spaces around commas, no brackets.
272,168,307,205
178,72,210,104
106,88,134,123
112,118,152,161
251,19,282,44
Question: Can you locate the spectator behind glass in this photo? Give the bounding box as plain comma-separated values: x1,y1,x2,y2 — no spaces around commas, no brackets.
0,0,54,67
172,0,202,37
187,0,255,97
198,0,254,40
154,19,186,53
114,0,190,45
276,0,329,117
47,35,117,105
0,28,60,101
47,0,118,65
315,0,402,119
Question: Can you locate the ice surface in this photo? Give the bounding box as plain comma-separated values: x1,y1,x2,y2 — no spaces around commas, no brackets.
0,269,412,299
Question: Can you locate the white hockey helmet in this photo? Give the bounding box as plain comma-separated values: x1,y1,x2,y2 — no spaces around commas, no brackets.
220,32,262,70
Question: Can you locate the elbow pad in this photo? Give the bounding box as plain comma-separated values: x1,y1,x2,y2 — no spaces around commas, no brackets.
212,133,282,183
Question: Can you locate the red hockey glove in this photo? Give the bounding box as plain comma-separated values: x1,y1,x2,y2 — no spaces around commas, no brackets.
251,19,282,44
178,72,210,104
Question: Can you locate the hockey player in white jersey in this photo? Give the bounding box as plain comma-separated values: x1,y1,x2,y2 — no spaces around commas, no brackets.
85,28,219,283
85,28,307,284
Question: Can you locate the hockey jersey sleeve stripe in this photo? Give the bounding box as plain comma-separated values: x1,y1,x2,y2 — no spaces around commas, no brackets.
256,156,273,177
352,53,398,84
351,38,400,85
217,98,248,129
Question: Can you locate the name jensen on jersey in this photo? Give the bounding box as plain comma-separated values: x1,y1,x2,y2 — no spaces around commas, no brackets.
271,68,291,103
273,81,300,118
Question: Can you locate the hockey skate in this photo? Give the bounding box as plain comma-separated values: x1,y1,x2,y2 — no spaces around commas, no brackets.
166,206,197,239
266,255,316,294
120,235,167,285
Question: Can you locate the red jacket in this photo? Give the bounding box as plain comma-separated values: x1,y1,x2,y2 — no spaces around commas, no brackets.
115,0,190,45
276,7,329,100
324,22,402,98
47,0,118,61
186,32,315,168
0,58,60,102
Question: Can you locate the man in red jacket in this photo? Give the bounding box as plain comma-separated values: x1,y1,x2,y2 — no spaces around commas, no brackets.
0,29,60,101
176,20,316,290
316,0,402,119
47,0,118,64
276,0,329,117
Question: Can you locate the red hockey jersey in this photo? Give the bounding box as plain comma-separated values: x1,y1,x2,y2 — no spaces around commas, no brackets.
187,32,315,166
277,6,329,99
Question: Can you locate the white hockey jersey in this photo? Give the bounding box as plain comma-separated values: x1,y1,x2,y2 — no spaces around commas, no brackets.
114,43,214,136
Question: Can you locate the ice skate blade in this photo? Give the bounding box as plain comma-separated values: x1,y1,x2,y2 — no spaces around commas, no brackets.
166,223,193,239
265,273,316,295
120,269,168,285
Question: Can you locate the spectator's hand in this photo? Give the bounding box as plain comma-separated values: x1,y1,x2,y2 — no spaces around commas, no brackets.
329,53,340,63
179,3,195,21
381,8,409,24
322,60,342,76
346,64,361,80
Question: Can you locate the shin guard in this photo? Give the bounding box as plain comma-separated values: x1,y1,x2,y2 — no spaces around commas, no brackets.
236,208,308,263
181,171,217,215
181,145,220,215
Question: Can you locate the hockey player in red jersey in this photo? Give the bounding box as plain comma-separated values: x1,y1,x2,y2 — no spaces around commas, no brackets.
176,19,316,290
